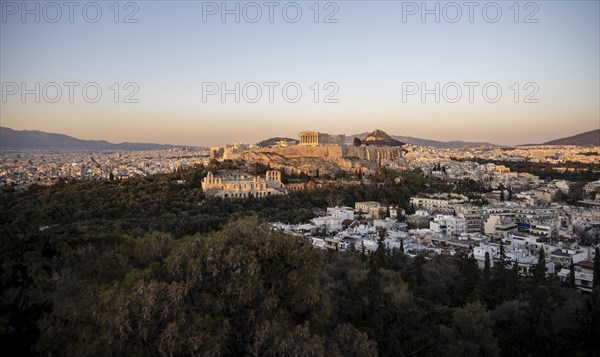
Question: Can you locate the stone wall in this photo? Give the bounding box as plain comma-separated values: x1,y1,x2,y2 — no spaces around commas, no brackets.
250,145,402,162
251,145,344,158
345,146,403,161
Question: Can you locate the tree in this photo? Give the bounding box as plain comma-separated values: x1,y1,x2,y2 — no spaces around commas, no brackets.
581,287,600,355
524,247,554,355
457,254,481,303
353,138,362,146
489,241,518,307
349,242,356,253
328,324,377,356
484,252,491,285
569,258,576,289
369,230,387,272
594,247,600,287
46,218,336,356
533,247,547,285
441,301,500,357
360,242,367,262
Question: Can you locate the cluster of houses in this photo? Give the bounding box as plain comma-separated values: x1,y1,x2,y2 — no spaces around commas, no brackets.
272,197,599,293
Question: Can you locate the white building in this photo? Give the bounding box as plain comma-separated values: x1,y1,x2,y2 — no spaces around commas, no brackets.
473,241,555,276
373,218,398,230
548,248,587,266
409,196,467,214
327,206,355,221
312,207,355,232
557,261,595,293
312,216,343,232
429,215,466,236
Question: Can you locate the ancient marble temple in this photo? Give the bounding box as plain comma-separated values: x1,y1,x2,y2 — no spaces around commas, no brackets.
299,131,345,146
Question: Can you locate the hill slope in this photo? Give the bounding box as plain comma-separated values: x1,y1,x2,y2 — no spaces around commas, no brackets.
256,137,299,148
541,129,599,146
0,127,186,151
361,129,405,147
346,132,500,148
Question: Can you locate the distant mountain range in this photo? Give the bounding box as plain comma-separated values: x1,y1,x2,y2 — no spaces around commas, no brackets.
346,132,500,148
539,129,599,146
0,127,187,151
347,129,599,148
2,127,597,152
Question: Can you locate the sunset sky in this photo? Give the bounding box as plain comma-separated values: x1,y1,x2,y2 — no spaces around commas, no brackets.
1,0,599,146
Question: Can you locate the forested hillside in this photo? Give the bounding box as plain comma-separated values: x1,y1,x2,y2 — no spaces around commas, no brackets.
1,166,599,356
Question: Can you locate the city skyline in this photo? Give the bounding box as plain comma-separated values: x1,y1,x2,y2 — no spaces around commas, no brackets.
1,1,599,146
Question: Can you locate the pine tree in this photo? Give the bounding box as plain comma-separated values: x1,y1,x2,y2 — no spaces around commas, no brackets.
360,243,367,262
349,242,356,253
458,254,481,303
533,247,547,285
491,241,516,305
569,258,576,289
369,230,387,271
594,247,600,287
400,240,405,254
484,252,491,284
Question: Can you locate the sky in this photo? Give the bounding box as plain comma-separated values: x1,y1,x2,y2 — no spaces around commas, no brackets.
1,0,599,146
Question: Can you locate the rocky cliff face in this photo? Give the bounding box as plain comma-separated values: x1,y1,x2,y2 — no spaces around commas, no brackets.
240,150,362,175
240,144,405,175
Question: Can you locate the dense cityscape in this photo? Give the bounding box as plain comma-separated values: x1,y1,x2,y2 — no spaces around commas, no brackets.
2,0,599,355
0,148,210,188
2,128,600,355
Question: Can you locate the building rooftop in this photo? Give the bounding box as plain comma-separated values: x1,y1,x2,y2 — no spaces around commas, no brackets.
575,261,594,270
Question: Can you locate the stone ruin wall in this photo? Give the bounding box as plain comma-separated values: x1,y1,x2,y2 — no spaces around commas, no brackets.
250,145,403,162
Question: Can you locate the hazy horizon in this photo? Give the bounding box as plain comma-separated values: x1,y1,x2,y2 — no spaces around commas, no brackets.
2,1,599,146
2,125,598,148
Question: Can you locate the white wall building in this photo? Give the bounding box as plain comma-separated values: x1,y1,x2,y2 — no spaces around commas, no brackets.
557,261,595,293
327,206,355,221
429,215,466,236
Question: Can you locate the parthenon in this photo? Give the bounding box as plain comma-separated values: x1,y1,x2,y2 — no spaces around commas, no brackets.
299,131,345,146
